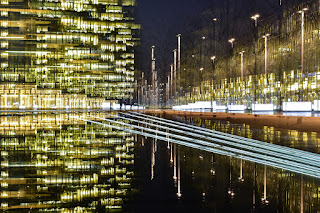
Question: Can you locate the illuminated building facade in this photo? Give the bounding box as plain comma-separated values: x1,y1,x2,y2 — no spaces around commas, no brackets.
0,0,139,109
179,71,320,108
175,0,320,109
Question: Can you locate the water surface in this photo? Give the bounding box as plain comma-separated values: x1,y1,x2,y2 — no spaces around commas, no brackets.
1,111,320,212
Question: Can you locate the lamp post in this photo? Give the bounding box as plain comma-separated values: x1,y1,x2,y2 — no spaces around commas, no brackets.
141,72,145,107
298,8,308,102
211,56,216,112
192,54,195,102
177,34,181,104
239,51,246,107
200,67,204,99
151,46,156,108
210,56,216,64
228,38,235,104
298,8,308,74
263,34,270,104
239,51,245,79
145,80,147,107
251,14,260,27
173,49,177,104
167,75,170,107
228,38,235,48
228,38,235,76
251,14,260,104
262,34,270,76
170,64,173,106
201,37,207,101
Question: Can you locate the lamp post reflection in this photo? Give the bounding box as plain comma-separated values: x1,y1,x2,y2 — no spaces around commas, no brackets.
155,127,158,152
228,158,235,198
253,164,257,210
173,143,177,181
301,175,304,213
239,158,244,182
262,165,268,204
166,129,170,149
151,139,155,180
177,145,182,197
210,154,215,175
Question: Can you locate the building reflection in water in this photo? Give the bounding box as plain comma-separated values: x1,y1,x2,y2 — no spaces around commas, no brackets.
2,113,320,212
185,117,320,153
143,117,320,212
168,145,320,212
0,112,135,212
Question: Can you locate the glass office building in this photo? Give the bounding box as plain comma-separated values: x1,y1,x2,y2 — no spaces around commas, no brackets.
0,0,139,109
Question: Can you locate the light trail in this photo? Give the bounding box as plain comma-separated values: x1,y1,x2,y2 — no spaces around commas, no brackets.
80,118,320,178
101,113,320,169
93,116,320,174
130,112,320,162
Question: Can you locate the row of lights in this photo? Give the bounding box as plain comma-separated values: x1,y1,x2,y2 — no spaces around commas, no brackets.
199,6,308,78
166,5,309,106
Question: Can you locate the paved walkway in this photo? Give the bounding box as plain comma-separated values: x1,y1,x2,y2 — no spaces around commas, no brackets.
141,110,320,132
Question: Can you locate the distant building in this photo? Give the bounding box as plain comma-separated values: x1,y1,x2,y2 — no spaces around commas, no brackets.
0,0,139,109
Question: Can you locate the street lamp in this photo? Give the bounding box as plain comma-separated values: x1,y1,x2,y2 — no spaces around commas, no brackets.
251,14,260,27
228,38,235,48
211,56,216,63
262,34,270,76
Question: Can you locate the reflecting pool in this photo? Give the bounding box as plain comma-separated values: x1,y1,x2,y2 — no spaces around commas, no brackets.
1,111,320,212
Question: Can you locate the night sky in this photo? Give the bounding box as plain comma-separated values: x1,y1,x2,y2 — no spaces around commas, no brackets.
136,0,213,80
